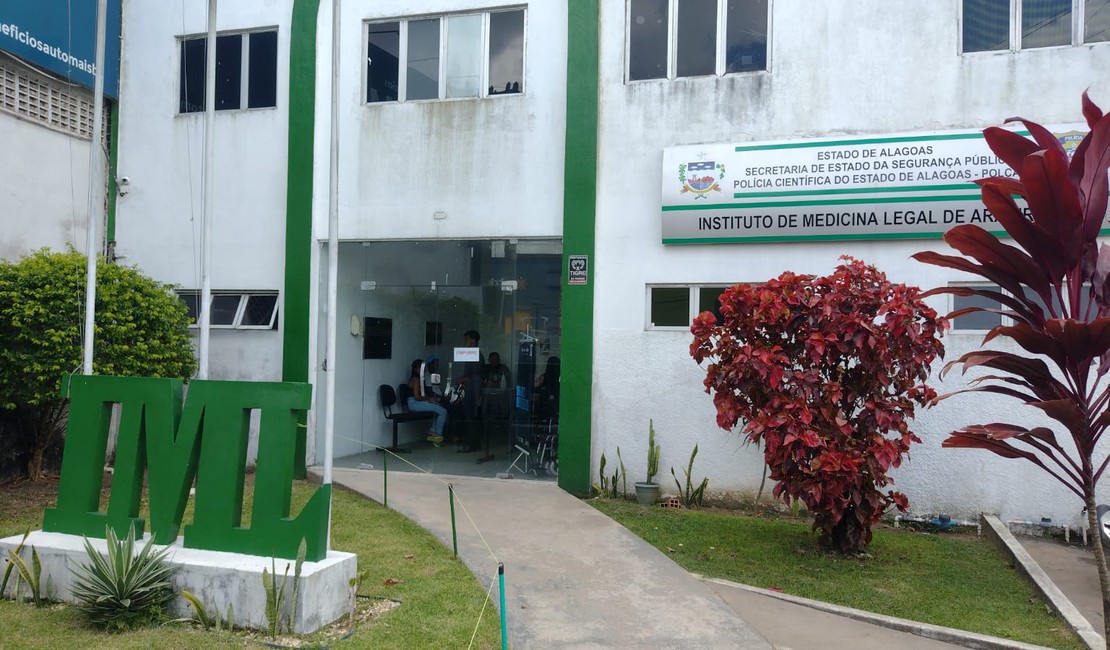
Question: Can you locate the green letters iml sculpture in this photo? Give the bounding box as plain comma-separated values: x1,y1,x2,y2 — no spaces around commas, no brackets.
42,375,330,561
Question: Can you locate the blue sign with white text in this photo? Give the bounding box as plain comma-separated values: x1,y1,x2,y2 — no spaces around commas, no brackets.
0,0,121,98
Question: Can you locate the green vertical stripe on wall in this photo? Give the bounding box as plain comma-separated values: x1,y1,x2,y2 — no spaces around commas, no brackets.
557,0,599,496
284,0,321,476
106,101,119,243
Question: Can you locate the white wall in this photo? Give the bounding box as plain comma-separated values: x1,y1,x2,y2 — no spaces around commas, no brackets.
593,0,1110,525
113,2,294,462
115,2,292,291
0,107,91,261
313,0,568,242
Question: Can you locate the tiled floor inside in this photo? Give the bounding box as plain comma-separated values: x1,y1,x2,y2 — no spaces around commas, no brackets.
334,416,558,482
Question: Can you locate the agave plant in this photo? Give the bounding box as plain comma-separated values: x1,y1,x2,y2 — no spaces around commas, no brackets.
70,524,177,630
913,91,1110,642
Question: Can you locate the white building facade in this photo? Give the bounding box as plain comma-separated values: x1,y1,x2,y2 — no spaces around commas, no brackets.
110,0,1110,527
0,1,123,261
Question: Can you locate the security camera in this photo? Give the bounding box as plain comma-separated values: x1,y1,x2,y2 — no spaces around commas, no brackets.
118,176,130,196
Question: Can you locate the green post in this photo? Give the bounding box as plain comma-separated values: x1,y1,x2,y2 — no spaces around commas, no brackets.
283,0,322,478
106,101,119,246
498,562,507,649
558,1,599,495
449,484,458,557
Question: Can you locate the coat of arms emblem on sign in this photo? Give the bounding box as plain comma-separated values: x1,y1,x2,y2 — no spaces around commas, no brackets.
679,158,725,199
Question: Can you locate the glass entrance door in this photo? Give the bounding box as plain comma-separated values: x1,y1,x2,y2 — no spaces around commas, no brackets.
343,239,561,479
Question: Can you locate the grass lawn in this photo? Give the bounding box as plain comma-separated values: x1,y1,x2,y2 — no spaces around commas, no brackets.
592,499,1085,650
0,474,501,649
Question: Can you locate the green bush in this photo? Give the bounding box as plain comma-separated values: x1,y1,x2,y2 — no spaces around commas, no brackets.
70,524,177,630
0,248,196,479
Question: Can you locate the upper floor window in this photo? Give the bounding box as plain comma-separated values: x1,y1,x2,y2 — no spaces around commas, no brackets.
627,0,769,82
366,8,525,104
179,29,278,114
962,0,1110,52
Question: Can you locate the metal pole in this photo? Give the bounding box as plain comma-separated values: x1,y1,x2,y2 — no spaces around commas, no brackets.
197,0,218,379
322,0,342,550
383,451,388,508
81,0,109,375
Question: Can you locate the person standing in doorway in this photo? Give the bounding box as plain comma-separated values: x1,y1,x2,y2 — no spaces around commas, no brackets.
457,330,484,452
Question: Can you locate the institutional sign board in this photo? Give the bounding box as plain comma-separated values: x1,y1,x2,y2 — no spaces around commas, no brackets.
661,125,1094,245
0,0,121,98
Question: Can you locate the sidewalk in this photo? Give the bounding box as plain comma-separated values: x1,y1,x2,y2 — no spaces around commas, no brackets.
1020,536,1104,646
321,467,1064,649
324,467,770,648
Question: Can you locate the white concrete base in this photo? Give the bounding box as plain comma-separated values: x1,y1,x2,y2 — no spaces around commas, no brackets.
0,530,357,634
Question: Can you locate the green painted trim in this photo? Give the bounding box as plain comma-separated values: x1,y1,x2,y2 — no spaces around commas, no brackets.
733,130,1031,152
106,101,119,243
283,0,321,476
733,184,979,199
664,194,989,212
557,0,598,496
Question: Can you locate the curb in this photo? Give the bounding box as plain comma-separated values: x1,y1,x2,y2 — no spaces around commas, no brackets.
980,513,1104,650
699,576,1054,650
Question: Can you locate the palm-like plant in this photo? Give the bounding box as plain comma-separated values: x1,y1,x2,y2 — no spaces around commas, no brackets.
70,524,177,630
913,91,1110,644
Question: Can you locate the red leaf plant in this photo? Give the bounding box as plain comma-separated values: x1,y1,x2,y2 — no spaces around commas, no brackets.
690,258,945,553
913,91,1110,644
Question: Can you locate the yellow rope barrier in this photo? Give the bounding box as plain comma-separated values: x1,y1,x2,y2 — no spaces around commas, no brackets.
331,432,501,567
467,568,499,650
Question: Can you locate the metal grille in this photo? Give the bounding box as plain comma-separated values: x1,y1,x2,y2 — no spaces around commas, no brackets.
0,57,95,139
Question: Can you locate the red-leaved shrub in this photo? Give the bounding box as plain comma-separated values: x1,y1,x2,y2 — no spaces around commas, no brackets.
691,257,945,553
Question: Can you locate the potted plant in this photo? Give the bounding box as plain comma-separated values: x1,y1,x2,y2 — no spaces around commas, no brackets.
634,420,662,505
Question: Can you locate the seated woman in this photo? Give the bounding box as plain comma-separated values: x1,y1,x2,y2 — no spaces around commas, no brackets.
406,358,447,446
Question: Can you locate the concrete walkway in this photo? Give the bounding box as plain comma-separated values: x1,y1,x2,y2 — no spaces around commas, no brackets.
321,467,1069,649
324,467,770,648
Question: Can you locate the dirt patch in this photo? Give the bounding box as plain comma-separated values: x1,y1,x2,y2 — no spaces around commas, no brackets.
0,475,61,521
0,472,113,537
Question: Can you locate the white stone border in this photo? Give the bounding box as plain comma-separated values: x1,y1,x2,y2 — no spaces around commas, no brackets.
980,514,1104,650
0,530,356,634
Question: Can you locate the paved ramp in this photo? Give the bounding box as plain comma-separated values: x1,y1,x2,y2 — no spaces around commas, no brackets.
326,467,771,649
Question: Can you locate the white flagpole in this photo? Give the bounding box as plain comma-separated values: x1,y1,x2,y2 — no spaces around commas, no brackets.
323,0,342,534
198,0,218,379
81,0,109,375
